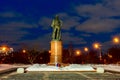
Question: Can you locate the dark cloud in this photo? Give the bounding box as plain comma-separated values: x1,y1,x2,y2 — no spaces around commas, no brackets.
0,0,120,50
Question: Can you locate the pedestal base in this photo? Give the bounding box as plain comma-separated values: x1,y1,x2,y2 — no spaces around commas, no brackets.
50,40,62,64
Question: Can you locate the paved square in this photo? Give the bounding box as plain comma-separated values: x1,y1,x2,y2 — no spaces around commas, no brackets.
1,72,120,80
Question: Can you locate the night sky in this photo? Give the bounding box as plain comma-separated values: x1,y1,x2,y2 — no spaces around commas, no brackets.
0,0,120,51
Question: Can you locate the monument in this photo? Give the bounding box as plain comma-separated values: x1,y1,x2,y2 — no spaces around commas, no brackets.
26,15,95,72
50,15,62,65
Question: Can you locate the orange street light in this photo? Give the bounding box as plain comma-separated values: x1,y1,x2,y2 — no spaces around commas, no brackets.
1,46,8,55
84,47,89,52
108,54,112,59
93,43,101,49
93,42,102,61
22,49,26,53
113,37,119,44
75,50,81,56
0,45,13,55
2,47,6,51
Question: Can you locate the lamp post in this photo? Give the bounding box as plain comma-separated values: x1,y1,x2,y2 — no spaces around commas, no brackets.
108,53,112,59
75,50,81,56
112,36,120,63
93,43,102,61
74,49,81,63
112,37,120,47
84,47,89,52
113,37,119,44
2,46,8,55
84,47,89,63
22,49,26,53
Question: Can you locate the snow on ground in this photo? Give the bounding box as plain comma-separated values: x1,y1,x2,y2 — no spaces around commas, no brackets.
26,64,95,71
0,64,31,72
0,64,13,71
0,64,120,72
92,64,120,72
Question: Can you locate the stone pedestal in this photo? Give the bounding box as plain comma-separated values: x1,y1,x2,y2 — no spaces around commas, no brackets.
50,40,62,64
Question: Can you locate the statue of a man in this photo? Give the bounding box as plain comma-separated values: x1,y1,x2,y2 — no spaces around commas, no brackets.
51,15,62,40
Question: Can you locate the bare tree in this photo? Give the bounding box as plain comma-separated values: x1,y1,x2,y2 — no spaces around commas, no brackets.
26,49,40,64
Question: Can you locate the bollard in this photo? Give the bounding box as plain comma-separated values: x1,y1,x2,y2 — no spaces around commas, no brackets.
96,67,104,73
17,68,24,73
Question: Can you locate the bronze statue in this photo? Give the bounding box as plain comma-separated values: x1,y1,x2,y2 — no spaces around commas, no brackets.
51,15,62,40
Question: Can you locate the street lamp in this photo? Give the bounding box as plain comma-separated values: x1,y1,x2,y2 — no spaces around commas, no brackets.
84,47,89,63
108,53,112,59
75,50,81,56
2,46,8,55
22,49,26,53
0,45,13,57
113,37,119,44
112,36,120,48
2,47,6,51
84,47,89,52
93,43,102,61
93,43,100,49
93,42,102,49
84,47,89,56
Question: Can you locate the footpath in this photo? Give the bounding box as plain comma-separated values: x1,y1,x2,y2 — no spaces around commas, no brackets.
92,64,120,73
0,64,30,74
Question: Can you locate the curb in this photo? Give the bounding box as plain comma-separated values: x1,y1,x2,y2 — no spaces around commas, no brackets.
0,68,17,74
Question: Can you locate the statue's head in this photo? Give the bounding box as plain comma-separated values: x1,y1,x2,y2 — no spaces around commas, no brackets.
55,15,59,20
